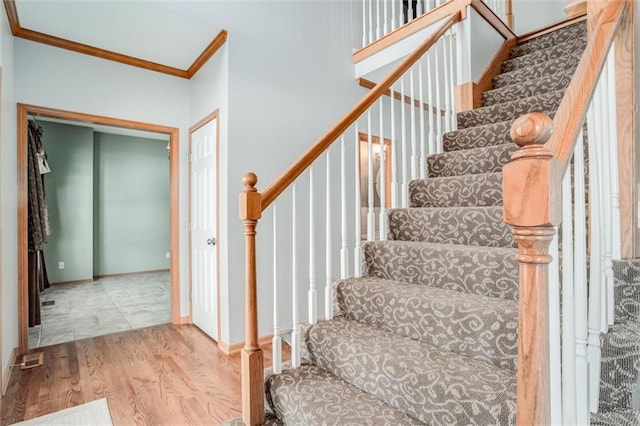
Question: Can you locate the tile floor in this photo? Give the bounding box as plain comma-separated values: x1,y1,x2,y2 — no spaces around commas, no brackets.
28,271,170,349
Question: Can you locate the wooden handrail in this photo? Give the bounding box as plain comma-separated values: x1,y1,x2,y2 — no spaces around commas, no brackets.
544,0,626,173
260,11,462,211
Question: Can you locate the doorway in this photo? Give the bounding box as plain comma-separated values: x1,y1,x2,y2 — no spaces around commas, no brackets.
188,110,220,341
17,104,181,354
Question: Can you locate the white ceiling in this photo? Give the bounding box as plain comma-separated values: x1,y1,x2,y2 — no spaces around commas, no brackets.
15,0,224,70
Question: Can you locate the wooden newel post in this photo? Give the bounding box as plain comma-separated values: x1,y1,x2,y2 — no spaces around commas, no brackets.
238,172,265,426
503,113,561,425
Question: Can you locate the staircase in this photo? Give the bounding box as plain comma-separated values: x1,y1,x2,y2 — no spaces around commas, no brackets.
256,20,640,425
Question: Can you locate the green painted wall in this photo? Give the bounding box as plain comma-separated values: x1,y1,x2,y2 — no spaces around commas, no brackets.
41,121,94,283
93,132,170,276
40,123,169,282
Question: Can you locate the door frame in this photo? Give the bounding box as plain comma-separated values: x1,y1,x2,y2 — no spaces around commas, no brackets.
17,103,181,354
187,109,221,342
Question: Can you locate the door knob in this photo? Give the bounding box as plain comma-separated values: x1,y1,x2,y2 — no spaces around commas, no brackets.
207,237,216,246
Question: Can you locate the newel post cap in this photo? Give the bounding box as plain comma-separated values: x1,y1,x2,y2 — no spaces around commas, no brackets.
239,172,262,221
510,112,554,148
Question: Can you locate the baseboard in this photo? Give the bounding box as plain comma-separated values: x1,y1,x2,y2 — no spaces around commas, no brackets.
1,347,18,397
218,334,273,355
50,278,95,286
93,268,170,279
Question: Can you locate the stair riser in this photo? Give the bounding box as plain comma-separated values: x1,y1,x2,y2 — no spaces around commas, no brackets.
335,279,519,370
362,241,519,300
501,38,587,73
483,72,573,107
509,22,587,59
266,365,416,425
428,144,517,178
493,54,581,89
598,323,640,412
409,173,503,208
306,319,517,425
443,120,513,152
613,260,640,323
387,207,516,248
457,90,564,129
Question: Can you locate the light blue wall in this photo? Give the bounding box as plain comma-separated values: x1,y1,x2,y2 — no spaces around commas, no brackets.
93,132,170,276
41,123,169,282
41,121,95,283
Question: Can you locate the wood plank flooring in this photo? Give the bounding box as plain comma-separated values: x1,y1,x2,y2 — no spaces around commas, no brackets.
1,324,284,425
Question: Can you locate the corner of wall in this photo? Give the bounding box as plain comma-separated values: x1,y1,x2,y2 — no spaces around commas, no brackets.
0,1,18,388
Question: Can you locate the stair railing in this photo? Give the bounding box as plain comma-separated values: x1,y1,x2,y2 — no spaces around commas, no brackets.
238,10,463,426
360,0,513,48
503,1,632,424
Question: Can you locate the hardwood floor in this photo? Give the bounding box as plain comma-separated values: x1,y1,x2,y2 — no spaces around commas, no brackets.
1,324,283,425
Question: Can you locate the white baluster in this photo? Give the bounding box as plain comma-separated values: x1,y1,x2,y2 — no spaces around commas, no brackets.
573,131,591,425
291,184,301,368
354,124,363,277
601,49,615,326
362,0,368,47
408,0,414,22
416,0,423,16
442,34,452,133
308,168,317,325
607,44,621,262
400,76,409,208
398,0,404,27
340,136,349,279
561,169,576,425
586,99,602,412
409,66,418,179
326,151,333,320
426,48,436,158
378,99,388,240
376,0,381,39
418,58,427,179
368,0,374,46
390,83,399,208
391,0,396,31
272,205,282,374
367,113,376,241
434,40,443,153
383,0,389,36
448,30,457,131
548,227,562,425
593,74,609,334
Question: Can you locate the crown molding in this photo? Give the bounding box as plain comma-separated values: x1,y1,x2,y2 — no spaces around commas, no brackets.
3,0,227,80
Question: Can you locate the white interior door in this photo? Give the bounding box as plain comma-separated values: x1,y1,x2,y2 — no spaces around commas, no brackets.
190,117,218,340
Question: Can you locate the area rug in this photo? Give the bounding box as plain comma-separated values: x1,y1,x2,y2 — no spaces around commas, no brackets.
13,398,113,426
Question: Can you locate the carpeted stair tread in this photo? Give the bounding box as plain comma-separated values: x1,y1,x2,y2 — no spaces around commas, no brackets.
304,317,516,425
613,259,640,324
387,206,515,248
427,144,517,178
483,71,574,107
599,321,640,412
334,276,518,370
493,53,581,89
508,20,587,59
443,119,514,152
409,172,503,207
265,363,418,425
501,37,587,73
457,90,564,129
362,240,519,300
591,409,640,426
